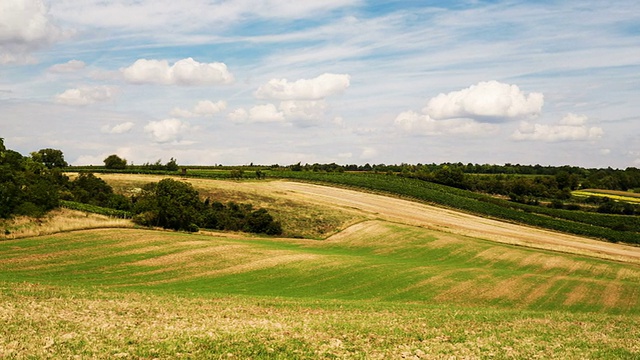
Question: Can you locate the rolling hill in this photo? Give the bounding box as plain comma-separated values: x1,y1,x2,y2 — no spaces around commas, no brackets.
1,175,639,358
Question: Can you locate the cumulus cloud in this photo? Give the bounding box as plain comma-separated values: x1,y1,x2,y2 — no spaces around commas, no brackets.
395,110,497,136
228,104,286,123
121,58,234,86
511,113,603,142
171,100,227,118
279,100,327,121
255,73,350,100
54,85,117,106
424,80,544,122
227,108,248,123
101,122,134,134
48,59,85,73
144,118,191,143
0,0,67,64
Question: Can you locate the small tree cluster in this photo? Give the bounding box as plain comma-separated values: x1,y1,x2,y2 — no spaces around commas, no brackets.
141,158,179,171
104,154,127,169
63,173,132,211
1,140,67,218
132,178,282,234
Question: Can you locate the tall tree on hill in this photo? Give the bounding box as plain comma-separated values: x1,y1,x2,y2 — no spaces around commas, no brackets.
104,154,127,169
31,148,68,169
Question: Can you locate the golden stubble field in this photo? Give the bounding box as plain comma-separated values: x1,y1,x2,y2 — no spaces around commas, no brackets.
96,173,640,265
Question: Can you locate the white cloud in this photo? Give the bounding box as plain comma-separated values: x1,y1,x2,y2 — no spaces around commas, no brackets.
256,73,350,100
101,122,134,134
49,0,358,32
249,104,285,122
424,81,544,122
227,108,248,123
54,86,117,106
0,0,67,64
121,58,234,86
171,100,227,118
48,59,86,73
395,110,497,136
144,118,191,143
559,112,588,126
360,147,378,160
511,114,603,142
279,100,327,121
227,104,286,123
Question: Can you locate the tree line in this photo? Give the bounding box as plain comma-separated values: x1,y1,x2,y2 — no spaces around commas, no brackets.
0,141,281,235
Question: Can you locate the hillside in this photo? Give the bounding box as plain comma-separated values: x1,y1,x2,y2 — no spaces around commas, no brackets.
1,175,640,358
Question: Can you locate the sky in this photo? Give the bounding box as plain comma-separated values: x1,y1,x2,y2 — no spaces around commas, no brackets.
1,0,639,168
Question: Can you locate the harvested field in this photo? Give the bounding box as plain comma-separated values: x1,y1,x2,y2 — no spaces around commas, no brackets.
92,174,640,264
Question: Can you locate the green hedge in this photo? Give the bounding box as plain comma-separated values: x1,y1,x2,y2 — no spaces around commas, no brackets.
60,200,132,218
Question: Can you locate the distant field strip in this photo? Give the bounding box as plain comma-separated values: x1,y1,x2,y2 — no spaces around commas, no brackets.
573,189,640,203
1,223,639,314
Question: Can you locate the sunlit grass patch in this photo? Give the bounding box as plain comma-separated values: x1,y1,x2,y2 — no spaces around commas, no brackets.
0,208,132,240
1,282,639,359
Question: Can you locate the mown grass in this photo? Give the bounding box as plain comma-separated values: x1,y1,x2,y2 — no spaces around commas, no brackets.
2,282,640,359
1,223,639,312
1,222,640,358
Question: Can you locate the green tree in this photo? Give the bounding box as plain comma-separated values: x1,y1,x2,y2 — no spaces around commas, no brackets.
104,154,127,169
133,178,202,231
32,148,68,169
165,158,179,171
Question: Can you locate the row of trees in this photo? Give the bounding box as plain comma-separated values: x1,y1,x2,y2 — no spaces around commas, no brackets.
1,142,281,235
288,162,640,192
104,154,179,171
0,140,67,218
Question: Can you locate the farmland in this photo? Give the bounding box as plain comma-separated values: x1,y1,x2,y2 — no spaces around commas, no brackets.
573,189,640,204
1,174,640,358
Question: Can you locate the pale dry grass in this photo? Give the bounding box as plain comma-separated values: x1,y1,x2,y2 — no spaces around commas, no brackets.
2,282,639,359
92,173,364,239
0,208,132,240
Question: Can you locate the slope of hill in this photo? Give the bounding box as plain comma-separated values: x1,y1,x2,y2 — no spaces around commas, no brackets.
2,174,640,358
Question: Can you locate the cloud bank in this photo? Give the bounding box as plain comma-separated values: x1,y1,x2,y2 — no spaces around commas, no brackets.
121,58,234,86
171,100,227,118
0,0,67,63
256,73,350,100
54,86,117,106
48,59,86,73
512,113,604,142
144,118,191,143
424,81,544,122
101,122,134,134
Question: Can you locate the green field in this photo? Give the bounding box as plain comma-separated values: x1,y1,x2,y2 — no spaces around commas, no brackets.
2,218,640,358
2,174,640,358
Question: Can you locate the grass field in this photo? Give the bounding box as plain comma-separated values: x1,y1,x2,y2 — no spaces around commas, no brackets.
2,175,640,358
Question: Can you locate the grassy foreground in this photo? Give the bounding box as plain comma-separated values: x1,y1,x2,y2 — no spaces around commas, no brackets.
2,283,639,359
1,220,640,358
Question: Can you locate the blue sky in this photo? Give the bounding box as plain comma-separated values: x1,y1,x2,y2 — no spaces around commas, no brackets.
1,0,639,168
